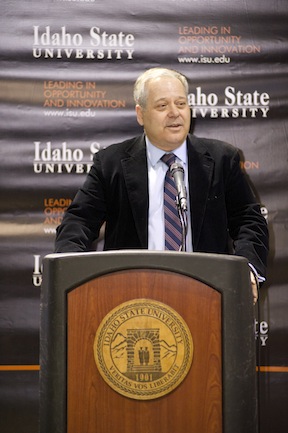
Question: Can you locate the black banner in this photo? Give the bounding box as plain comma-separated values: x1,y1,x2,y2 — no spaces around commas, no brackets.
1,1,288,432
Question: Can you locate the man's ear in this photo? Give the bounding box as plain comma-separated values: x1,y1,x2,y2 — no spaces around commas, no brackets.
135,104,144,126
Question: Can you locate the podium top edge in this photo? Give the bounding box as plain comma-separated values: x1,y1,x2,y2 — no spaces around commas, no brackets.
44,250,247,263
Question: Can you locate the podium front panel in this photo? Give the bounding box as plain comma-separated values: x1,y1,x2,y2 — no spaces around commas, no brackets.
67,269,222,433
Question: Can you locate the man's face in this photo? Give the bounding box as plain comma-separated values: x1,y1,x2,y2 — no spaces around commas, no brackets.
136,76,191,151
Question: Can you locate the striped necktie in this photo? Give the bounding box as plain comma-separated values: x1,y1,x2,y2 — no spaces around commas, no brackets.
161,153,182,251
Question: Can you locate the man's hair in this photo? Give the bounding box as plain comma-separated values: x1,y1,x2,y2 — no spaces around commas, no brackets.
133,67,189,108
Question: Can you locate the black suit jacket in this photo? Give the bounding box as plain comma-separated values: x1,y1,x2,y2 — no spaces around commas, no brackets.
55,134,269,277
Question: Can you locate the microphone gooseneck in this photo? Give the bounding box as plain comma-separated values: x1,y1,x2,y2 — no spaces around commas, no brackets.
170,162,187,211
169,161,188,251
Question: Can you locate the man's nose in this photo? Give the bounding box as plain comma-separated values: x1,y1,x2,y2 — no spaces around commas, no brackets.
168,104,180,117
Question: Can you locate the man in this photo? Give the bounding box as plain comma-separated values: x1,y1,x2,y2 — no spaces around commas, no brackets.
55,67,269,303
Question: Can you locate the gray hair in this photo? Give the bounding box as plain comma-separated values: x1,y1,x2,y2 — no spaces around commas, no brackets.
133,67,189,108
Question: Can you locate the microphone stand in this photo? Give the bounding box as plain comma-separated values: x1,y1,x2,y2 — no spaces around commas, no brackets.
176,197,188,252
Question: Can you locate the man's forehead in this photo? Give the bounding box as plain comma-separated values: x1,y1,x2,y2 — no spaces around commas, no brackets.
153,95,187,102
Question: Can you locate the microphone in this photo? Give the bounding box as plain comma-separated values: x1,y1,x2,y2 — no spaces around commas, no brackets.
170,162,187,211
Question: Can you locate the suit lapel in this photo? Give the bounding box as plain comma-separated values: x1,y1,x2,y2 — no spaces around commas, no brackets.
121,136,149,247
187,136,214,250
120,134,215,250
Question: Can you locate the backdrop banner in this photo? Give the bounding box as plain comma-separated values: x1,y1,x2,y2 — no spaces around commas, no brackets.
0,1,287,432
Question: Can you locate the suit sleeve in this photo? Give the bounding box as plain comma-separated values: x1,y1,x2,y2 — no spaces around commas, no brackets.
54,153,106,252
225,149,269,279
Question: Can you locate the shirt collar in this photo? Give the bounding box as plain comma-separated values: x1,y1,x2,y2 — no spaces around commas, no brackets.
146,136,187,167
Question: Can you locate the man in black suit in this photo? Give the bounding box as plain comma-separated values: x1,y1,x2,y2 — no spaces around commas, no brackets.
55,67,269,303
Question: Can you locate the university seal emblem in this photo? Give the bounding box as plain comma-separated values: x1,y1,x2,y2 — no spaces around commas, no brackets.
94,299,193,400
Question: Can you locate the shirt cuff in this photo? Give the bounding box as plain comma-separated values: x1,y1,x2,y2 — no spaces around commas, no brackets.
248,263,265,286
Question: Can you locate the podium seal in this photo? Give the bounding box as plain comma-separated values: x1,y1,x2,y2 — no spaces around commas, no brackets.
94,299,193,400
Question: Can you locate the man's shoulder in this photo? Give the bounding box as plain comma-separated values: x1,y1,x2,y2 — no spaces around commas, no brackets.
93,135,145,163
188,134,239,160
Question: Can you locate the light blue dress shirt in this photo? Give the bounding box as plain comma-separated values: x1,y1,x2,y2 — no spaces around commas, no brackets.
146,137,193,252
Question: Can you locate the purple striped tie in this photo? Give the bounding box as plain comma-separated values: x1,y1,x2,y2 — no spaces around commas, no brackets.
161,153,182,251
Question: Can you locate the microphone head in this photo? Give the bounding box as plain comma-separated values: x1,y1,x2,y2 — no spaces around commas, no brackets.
170,162,184,175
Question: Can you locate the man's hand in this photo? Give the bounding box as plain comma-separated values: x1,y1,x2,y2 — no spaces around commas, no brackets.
250,270,259,304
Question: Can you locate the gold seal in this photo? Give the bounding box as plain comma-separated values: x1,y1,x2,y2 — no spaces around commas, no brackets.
94,299,193,400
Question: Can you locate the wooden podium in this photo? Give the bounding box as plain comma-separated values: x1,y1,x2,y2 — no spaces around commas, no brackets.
40,251,257,433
